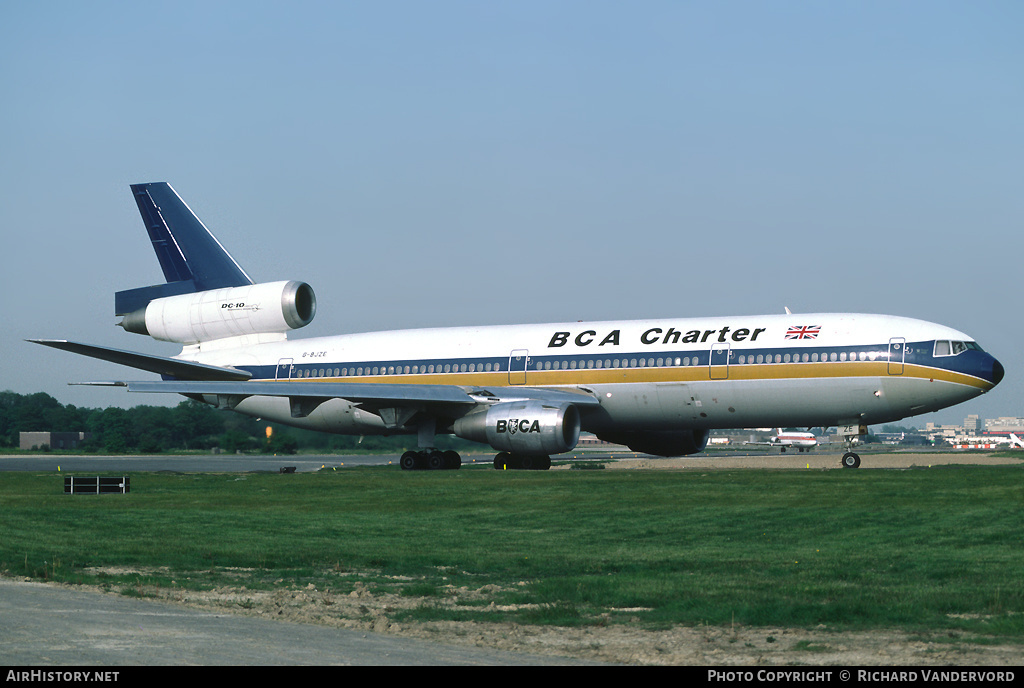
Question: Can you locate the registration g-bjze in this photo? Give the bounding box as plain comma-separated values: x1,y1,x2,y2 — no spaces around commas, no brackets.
33,183,1004,470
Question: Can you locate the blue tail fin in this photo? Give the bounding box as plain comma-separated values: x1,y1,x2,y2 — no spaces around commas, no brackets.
114,183,253,315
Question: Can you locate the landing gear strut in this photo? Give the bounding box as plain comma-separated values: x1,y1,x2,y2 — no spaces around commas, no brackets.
400,449,461,470
838,424,865,469
493,452,551,470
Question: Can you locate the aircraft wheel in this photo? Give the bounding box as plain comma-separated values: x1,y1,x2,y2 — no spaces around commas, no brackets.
494,452,511,470
443,450,461,469
841,452,861,469
428,451,446,470
400,451,419,471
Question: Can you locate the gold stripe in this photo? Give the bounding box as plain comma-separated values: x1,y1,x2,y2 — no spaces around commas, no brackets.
284,361,992,391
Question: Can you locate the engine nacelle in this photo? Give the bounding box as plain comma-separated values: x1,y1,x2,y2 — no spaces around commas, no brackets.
453,401,581,456
120,280,316,344
597,428,710,457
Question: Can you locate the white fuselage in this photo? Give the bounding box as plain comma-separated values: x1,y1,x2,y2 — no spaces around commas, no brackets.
176,312,997,439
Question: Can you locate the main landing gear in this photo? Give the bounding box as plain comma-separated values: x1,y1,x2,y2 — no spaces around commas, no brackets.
493,452,551,470
400,449,462,470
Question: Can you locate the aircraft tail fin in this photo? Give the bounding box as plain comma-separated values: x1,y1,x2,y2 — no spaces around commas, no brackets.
115,183,253,315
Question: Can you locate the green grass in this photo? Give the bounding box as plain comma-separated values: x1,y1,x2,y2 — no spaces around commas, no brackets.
1,464,1022,637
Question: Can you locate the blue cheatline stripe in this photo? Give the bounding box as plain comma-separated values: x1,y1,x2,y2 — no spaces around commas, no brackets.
229,340,993,390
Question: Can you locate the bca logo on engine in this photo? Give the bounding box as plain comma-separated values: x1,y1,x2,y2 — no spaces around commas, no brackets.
496,419,541,434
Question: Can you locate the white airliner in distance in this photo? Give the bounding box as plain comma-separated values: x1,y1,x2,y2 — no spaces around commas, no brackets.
32,183,1005,470
1012,434,1024,449
746,429,822,453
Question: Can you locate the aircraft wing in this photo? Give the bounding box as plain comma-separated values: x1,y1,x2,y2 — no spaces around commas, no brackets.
107,379,602,422
28,338,600,424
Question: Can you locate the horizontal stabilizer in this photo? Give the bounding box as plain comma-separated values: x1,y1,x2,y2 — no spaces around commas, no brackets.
27,340,252,381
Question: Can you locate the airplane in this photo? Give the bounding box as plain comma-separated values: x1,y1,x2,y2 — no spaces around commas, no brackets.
31,183,1005,471
1011,434,1024,449
746,428,822,453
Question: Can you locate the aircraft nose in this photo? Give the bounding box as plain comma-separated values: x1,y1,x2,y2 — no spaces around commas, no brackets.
991,357,1005,386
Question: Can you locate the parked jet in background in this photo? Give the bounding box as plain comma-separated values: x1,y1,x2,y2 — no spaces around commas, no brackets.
746,429,822,453
32,183,1005,470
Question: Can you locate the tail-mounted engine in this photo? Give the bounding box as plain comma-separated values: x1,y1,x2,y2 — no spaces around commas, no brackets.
119,280,316,344
453,401,581,456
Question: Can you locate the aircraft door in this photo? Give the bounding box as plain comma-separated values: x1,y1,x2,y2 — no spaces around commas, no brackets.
709,344,730,379
276,358,294,379
508,350,529,385
888,338,905,375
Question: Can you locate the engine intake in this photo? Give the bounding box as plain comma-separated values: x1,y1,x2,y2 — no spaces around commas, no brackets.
120,280,316,344
453,401,581,456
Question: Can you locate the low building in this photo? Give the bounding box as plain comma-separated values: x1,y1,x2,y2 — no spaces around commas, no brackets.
19,432,92,451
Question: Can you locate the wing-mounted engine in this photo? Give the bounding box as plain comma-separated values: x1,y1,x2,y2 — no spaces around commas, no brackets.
453,400,581,456
119,280,316,344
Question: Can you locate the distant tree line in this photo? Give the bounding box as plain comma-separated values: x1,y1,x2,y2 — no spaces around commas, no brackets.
0,390,471,455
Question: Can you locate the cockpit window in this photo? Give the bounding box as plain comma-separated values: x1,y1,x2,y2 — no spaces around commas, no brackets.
934,340,979,357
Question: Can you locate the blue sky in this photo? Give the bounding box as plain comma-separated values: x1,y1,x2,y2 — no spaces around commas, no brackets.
2,1,1020,426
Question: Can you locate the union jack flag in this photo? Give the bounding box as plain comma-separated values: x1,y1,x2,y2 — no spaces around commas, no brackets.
786,325,821,340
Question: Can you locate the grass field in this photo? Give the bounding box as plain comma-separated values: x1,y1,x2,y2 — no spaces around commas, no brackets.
1,463,1022,638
